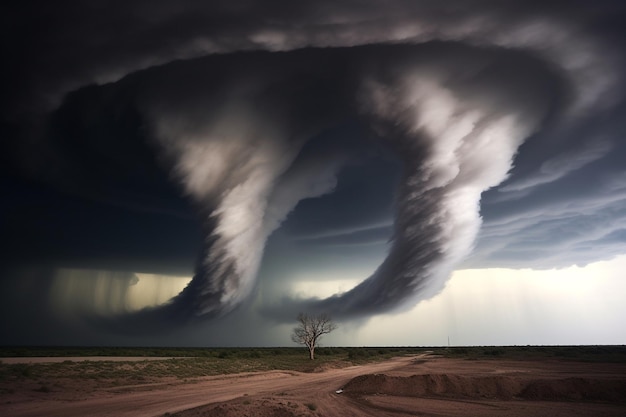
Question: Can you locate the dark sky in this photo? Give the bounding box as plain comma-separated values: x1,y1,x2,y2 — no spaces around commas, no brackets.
1,0,625,346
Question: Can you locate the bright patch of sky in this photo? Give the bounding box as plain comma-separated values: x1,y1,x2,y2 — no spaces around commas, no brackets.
323,255,626,346
50,269,192,315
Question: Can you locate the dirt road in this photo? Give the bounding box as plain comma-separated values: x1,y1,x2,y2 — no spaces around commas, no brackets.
3,354,626,417
1,356,416,417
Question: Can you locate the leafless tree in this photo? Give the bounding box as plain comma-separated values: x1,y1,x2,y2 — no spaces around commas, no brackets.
291,312,337,360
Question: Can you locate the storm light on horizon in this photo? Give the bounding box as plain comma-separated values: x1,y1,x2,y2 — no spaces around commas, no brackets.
2,0,626,347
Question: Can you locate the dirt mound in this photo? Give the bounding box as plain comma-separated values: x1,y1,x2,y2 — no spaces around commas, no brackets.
520,378,626,402
344,373,626,402
344,374,523,400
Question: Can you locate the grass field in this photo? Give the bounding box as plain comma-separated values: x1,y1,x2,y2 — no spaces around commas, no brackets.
0,346,423,384
1,345,624,387
438,345,626,362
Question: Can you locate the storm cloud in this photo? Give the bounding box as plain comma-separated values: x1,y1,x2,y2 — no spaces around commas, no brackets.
2,1,625,338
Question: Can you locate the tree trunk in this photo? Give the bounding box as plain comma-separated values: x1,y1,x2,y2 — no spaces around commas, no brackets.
309,346,315,360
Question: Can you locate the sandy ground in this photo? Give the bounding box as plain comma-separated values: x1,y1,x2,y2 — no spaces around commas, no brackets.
2,354,625,417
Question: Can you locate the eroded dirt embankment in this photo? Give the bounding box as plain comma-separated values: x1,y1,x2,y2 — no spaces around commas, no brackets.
343,373,626,402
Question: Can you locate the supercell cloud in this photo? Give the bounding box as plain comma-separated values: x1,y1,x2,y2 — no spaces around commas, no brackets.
2,1,626,336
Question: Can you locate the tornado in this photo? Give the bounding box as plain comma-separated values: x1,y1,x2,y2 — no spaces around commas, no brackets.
89,43,565,323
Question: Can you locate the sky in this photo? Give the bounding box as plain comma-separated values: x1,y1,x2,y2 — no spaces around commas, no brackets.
1,0,625,347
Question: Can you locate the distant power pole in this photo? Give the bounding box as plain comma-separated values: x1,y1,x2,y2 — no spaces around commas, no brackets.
448,336,450,348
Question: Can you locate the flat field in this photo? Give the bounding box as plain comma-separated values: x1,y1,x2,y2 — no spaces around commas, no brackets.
1,346,625,416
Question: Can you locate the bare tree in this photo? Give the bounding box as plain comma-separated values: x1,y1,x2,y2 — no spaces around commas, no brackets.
291,312,337,360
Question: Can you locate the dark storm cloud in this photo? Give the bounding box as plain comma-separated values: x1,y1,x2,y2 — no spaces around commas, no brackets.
469,126,626,270
5,0,621,115
2,1,626,335
469,82,626,270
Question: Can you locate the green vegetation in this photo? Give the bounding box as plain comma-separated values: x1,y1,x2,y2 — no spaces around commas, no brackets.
0,347,424,383
432,345,626,362
1,345,623,386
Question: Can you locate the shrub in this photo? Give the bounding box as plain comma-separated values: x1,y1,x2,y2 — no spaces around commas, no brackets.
35,384,51,393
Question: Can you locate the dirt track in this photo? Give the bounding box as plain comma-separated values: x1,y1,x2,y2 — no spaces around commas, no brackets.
2,354,626,417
